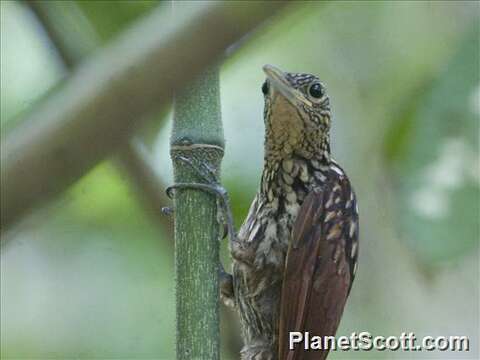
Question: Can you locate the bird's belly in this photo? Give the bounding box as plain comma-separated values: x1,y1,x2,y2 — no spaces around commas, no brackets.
233,217,293,358
233,259,283,357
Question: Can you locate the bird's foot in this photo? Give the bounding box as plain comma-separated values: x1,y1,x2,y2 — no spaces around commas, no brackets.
166,155,236,244
219,265,235,308
167,155,238,305
240,344,276,360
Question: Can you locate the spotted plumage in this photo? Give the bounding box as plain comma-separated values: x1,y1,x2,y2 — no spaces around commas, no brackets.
228,65,358,360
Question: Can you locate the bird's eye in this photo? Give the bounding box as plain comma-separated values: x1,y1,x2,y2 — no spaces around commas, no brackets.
262,81,269,95
308,83,324,98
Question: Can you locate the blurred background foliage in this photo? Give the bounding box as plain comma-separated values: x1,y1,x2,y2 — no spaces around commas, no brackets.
1,1,479,359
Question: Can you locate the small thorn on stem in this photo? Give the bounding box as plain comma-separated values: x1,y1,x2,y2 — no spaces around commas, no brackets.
165,186,176,199
162,206,174,216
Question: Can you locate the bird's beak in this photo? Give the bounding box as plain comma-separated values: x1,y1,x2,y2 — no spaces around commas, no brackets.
262,64,312,107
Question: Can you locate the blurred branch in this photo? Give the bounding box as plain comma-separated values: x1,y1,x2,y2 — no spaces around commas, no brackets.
1,0,288,231
25,0,173,235
115,140,172,229
25,0,98,67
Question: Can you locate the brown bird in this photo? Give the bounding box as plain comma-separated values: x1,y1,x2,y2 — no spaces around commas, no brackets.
167,64,359,360
221,65,359,360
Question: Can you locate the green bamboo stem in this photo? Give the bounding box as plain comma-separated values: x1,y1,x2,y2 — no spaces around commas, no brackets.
171,66,223,359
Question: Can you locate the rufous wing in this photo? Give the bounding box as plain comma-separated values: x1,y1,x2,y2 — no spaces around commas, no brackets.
278,174,358,360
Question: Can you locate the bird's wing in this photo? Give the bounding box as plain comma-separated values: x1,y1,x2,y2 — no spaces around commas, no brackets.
278,173,359,360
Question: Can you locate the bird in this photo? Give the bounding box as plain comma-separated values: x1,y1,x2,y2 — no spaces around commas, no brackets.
166,64,359,360
223,65,359,360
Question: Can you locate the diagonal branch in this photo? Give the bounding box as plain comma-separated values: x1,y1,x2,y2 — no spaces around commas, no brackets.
1,1,288,231
25,0,173,235
25,0,98,68
115,140,172,230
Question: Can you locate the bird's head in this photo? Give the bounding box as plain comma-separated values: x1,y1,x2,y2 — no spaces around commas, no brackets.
261,64,331,162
